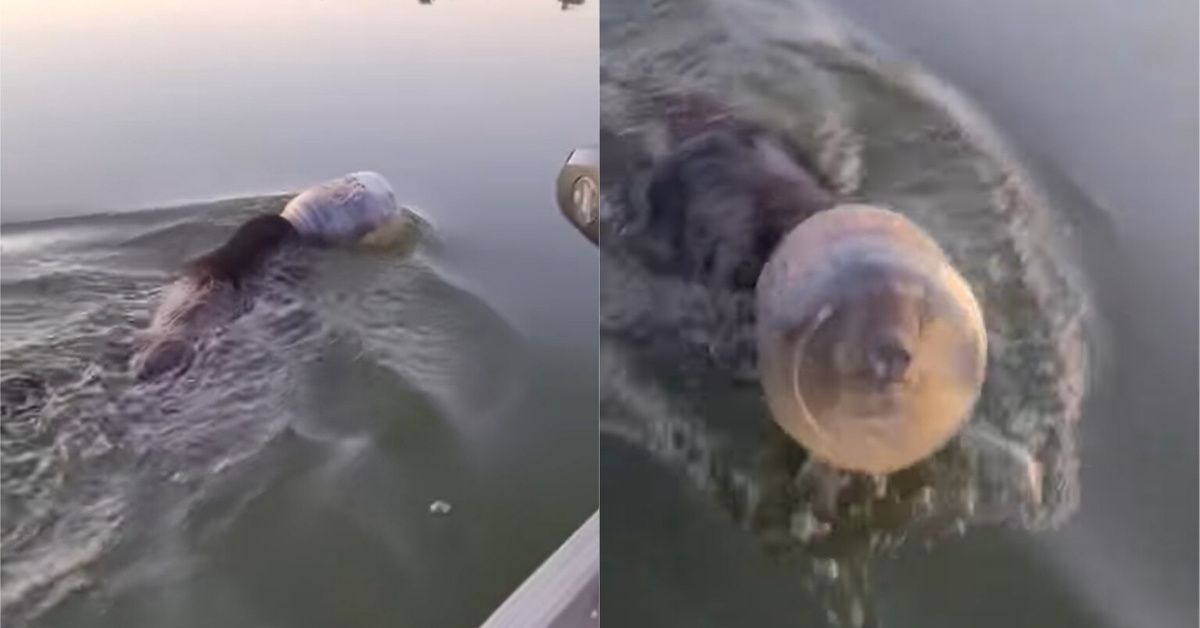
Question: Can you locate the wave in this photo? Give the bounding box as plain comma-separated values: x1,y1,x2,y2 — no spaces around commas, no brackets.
0,195,525,626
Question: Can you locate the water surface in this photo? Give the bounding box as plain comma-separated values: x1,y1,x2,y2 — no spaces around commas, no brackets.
598,1,1195,626
1,2,599,626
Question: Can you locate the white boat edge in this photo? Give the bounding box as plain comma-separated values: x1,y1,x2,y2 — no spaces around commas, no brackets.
480,510,600,628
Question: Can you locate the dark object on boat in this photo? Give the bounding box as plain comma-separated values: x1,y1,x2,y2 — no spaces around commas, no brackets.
557,148,600,244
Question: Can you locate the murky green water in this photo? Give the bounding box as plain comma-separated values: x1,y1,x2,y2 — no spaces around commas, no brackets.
1,2,598,627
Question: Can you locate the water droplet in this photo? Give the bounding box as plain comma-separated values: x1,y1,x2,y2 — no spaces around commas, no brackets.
849,600,865,628
813,558,839,580
790,509,829,542
916,486,935,510
871,474,888,498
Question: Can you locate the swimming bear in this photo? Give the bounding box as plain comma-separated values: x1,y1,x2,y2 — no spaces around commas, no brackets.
607,122,986,475
132,171,424,381
619,123,835,291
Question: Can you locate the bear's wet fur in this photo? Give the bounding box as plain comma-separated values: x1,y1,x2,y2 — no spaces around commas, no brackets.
185,214,296,288
619,125,836,292
133,214,296,381
604,122,838,377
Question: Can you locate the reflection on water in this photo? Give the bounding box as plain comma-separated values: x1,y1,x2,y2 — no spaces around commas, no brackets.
830,3,1198,627
1,0,598,626
0,0,596,228
600,0,1108,626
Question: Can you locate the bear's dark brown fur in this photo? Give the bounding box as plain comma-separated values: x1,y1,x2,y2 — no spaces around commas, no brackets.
185,214,296,288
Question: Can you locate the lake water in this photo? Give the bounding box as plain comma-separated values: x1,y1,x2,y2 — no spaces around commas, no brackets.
0,1,598,627
599,1,1197,627
4,1,1196,627
828,4,1198,627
